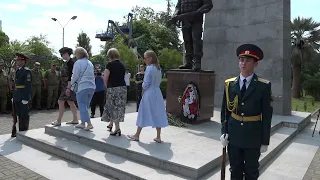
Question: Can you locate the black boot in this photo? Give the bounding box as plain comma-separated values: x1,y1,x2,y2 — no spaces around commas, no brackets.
179,55,193,70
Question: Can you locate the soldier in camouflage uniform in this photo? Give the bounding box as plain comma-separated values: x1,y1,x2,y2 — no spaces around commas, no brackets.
31,61,42,110
0,59,10,113
44,63,60,110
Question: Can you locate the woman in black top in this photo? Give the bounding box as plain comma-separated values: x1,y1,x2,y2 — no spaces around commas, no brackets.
101,48,127,136
51,47,78,126
135,64,145,112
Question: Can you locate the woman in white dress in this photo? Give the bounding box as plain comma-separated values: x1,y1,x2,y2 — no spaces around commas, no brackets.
127,50,168,143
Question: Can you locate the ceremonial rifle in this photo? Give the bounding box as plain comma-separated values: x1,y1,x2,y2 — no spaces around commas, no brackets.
11,100,17,137
221,115,227,180
312,109,320,137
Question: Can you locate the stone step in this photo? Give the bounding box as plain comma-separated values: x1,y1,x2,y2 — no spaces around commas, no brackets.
42,117,226,179
17,128,187,180
199,127,297,179
259,122,320,180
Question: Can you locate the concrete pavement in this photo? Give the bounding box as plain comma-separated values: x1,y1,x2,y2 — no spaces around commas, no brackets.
0,101,137,180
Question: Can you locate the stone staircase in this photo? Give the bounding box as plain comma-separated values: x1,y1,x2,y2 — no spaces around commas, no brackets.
16,110,311,180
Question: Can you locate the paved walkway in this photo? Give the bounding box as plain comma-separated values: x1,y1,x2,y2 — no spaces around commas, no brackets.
1,104,320,180
303,147,320,180
0,102,137,180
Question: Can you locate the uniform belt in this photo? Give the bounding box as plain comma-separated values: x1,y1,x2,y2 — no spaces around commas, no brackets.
15,85,25,88
231,112,261,122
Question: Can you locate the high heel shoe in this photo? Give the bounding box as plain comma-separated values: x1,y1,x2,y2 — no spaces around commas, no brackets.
107,125,113,131
110,129,121,136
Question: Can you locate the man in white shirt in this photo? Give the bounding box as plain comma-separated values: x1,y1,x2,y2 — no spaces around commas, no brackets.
124,69,131,102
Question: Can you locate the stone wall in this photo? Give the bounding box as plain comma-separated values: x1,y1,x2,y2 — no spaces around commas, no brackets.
202,0,291,115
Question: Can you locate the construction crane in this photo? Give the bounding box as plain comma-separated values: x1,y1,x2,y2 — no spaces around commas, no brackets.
95,13,145,58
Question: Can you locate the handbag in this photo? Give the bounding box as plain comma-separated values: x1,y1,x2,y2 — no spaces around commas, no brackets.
71,62,89,93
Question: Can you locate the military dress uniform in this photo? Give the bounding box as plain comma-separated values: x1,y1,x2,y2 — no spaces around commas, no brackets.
13,53,32,131
220,44,273,180
0,59,9,113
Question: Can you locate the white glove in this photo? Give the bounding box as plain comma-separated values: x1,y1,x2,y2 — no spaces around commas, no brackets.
21,100,28,105
260,145,268,153
11,98,13,102
220,134,229,147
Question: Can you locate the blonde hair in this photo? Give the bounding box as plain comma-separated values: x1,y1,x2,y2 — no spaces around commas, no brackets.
144,50,160,70
107,48,120,60
74,47,89,59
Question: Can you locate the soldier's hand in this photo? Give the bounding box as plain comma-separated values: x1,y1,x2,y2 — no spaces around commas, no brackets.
11,98,13,102
260,145,268,153
220,134,229,147
21,100,28,105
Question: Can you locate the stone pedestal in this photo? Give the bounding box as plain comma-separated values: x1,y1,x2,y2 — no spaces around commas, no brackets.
166,69,215,123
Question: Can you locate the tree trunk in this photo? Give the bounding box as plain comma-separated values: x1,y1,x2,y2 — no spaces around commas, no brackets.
292,64,301,98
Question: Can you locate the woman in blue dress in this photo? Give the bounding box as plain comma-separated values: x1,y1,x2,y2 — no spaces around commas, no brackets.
127,50,168,143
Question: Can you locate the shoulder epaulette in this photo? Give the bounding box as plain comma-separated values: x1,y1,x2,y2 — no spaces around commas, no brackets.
225,77,237,82
257,77,270,84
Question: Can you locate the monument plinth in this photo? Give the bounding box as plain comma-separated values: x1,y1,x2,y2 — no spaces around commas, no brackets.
166,69,215,123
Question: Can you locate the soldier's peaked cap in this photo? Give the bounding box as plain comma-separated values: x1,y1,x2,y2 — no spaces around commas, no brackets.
59,47,73,55
236,44,264,61
15,53,30,61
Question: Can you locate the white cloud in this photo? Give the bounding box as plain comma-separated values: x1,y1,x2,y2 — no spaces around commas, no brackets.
0,3,27,11
20,0,70,7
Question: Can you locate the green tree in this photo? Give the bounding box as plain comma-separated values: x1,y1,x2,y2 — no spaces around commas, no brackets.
115,43,139,74
158,48,183,69
26,34,54,56
131,5,181,55
76,31,92,57
0,30,9,47
291,16,320,98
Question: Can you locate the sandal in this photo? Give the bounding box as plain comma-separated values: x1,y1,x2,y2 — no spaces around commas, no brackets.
51,121,61,126
127,135,139,141
66,120,79,124
84,125,93,131
153,138,162,143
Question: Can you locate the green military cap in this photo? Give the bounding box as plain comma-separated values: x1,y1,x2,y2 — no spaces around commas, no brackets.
236,44,264,61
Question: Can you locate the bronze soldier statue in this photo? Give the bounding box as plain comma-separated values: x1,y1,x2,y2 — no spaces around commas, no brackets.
169,0,213,71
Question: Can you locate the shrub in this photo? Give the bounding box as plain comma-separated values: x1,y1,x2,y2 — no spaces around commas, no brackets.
127,78,167,101
302,72,320,101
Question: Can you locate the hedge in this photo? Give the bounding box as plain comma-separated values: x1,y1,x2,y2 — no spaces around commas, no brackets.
127,78,167,101
6,78,168,110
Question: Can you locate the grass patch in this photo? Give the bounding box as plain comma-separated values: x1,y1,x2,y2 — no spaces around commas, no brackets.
292,96,320,112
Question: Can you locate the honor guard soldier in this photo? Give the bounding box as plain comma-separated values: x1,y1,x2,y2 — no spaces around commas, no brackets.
13,53,32,132
220,44,273,180
0,59,10,114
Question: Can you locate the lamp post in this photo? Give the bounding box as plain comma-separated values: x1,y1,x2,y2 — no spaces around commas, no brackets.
51,16,77,47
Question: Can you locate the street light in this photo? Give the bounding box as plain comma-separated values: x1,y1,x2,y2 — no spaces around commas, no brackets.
51,16,77,47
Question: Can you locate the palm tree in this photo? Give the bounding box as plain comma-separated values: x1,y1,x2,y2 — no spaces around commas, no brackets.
291,16,320,98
